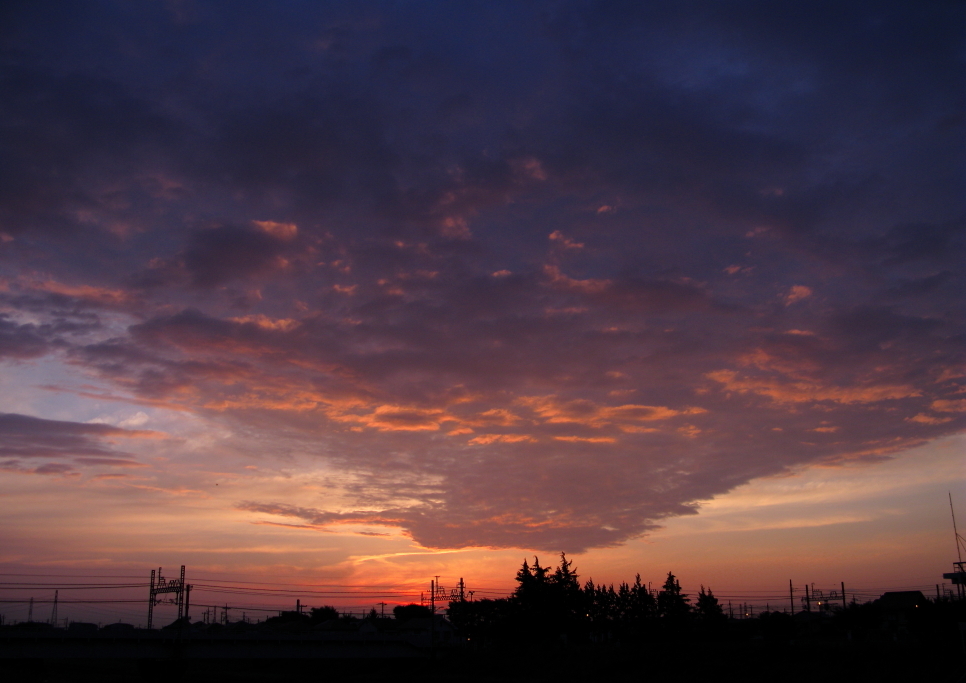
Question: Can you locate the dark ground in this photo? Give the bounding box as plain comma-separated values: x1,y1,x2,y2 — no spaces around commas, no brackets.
5,642,965,683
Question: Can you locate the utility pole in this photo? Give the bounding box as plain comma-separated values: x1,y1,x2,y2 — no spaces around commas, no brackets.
148,569,155,628
28,597,34,623
50,590,58,626
841,582,847,610
177,565,185,620
789,580,794,614
458,578,465,602
805,584,811,612
184,584,191,622
378,602,386,618
431,577,437,646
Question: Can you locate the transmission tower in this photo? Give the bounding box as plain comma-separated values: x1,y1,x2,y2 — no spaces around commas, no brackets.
147,565,186,629
943,493,966,599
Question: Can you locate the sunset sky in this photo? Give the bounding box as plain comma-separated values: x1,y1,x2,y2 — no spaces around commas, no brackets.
1,1,964,623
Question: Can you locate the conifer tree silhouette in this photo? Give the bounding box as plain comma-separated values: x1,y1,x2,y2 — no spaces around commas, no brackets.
657,571,690,624
695,585,724,623
514,558,534,598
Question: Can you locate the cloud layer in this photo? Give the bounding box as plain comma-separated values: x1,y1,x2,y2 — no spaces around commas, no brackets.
0,1,963,552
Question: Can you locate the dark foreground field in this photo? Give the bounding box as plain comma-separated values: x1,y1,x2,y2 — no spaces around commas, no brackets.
4,642,965,683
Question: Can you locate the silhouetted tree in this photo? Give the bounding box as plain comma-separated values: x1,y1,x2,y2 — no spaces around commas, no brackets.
447,597,515,647
549,552,583,637
657,572,690,625
694,586,721,615
511,553,587,644
513,555,551,640
514,558,535,599
393,604,432,621
309,605,339,623
694,585,725,630
514,556,555,614
583,579,612,636
258,610,311,633
551,553,579,594
530,556,550,585
550,554,581,607
628,574,657,624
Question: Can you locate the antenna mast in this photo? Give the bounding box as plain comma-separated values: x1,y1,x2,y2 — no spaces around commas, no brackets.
950,492,965,563
945,492,966,600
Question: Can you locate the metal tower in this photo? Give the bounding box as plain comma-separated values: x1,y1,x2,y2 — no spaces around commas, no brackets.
147,565,186,629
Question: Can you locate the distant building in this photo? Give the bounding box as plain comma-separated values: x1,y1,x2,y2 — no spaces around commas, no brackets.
876,591,926,610
943,560,965,597
875,591,927,640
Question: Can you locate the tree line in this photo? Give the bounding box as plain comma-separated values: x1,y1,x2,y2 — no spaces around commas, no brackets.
447,553,725,646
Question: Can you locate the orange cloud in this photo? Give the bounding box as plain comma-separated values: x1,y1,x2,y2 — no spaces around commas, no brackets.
931,399,966,413
553,436,616,443
707,369,919,405
253,220,298,240
543,264,611,294
906,413,952,424
617,425,660,434
229,315,301,332
516,395,704,429
330,404,448,432
468,434,537,445
783,285,813,305
25,279,135,306
549,231,584,250
467,408,523,426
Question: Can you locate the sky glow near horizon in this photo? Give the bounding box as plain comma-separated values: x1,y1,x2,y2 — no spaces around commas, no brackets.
1,1,965,620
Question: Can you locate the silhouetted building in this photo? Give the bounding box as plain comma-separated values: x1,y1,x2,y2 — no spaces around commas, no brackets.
876,591,926,611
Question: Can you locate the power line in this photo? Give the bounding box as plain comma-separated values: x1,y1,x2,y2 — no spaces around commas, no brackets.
0,573,422,589
0,573,149,578
0,583,146,589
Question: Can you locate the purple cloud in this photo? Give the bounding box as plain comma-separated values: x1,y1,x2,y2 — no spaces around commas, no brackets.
0,1,963,551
